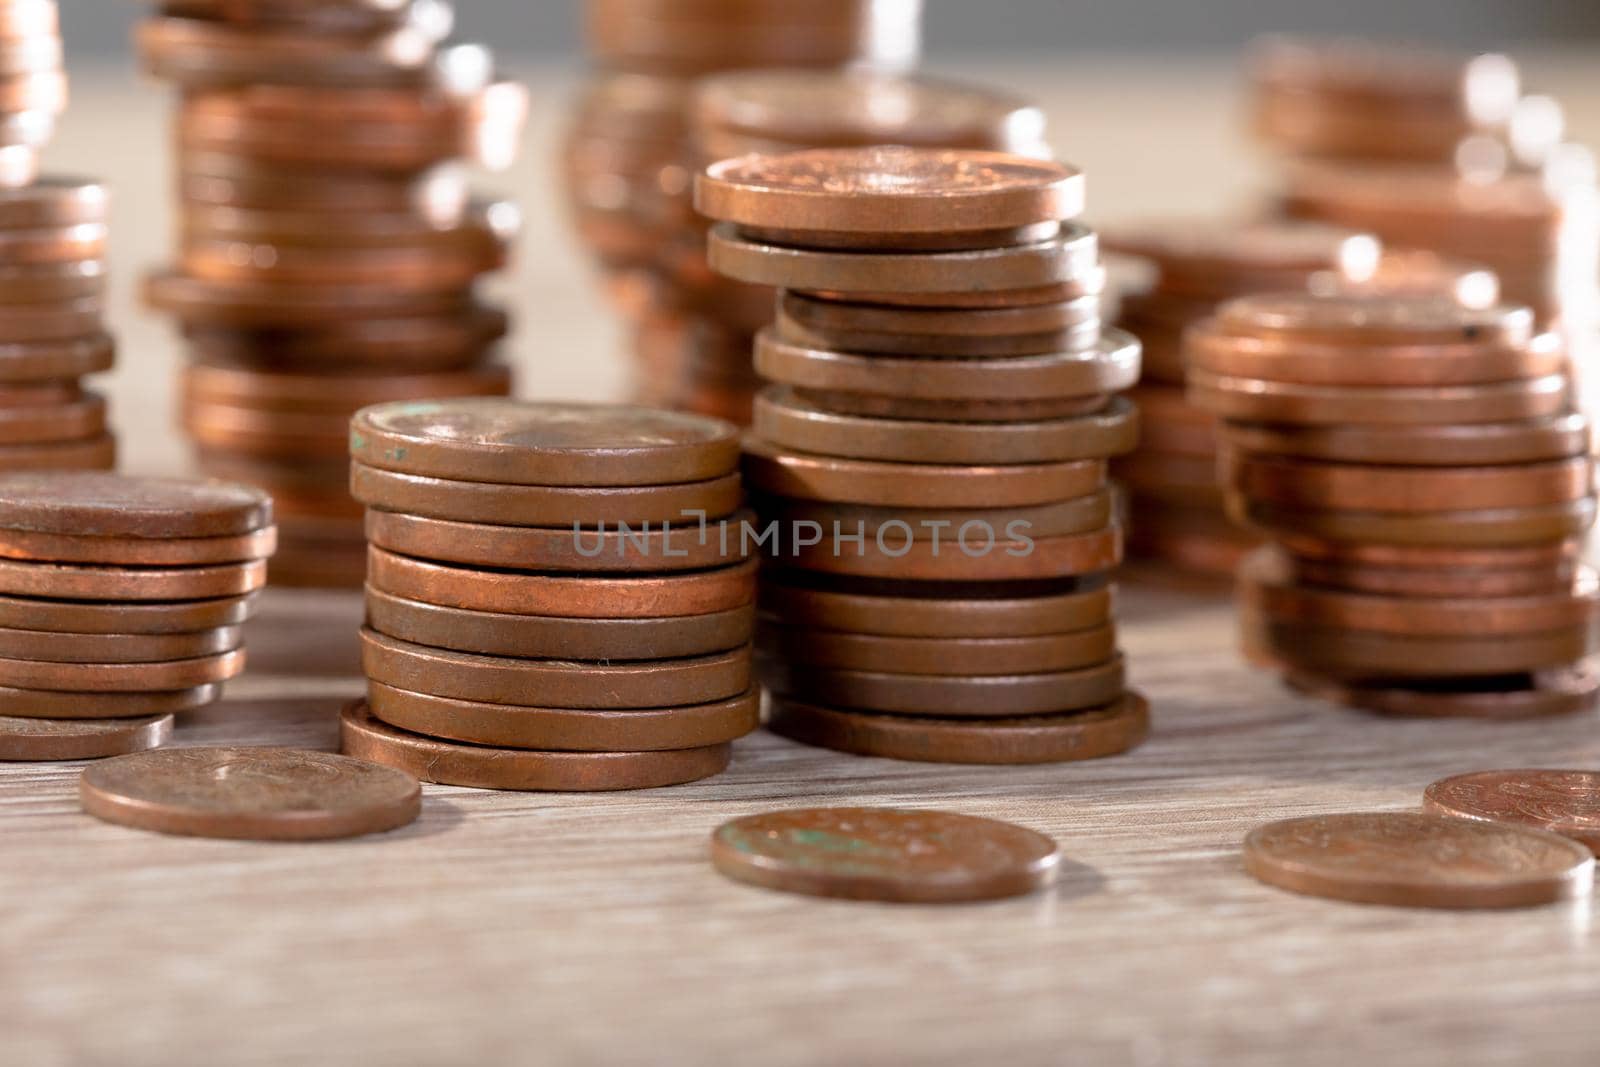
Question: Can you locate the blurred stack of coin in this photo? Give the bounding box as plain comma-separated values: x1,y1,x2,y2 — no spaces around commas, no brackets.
696,146,1148,764
0,473,273,762
136,0,526,588
0,0,65,180
1188,292,1600,718
342,399,758,791
1102,219,1382,574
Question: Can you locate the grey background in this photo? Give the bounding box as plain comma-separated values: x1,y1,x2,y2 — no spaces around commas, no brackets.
62,1,1600,60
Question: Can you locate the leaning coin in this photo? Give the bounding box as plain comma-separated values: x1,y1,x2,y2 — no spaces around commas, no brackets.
1423,770,1600,850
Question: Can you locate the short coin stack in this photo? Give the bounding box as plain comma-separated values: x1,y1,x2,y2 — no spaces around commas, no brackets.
1102,219,1380,575
0,473,273,762
1188,292,1600,719
0,0,65,178
342,399,759,790
696,146,1148,764
136,1,526,587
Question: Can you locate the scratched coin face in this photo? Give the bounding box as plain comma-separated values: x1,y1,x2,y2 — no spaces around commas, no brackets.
1243,812,1594,908
1424,770,1600,851
79,746,421,841
710,807,1060,902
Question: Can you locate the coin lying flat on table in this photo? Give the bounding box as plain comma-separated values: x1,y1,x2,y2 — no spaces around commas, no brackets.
1423,770,1600,850
709,807,1061,902
0,713,172,761
1243,812,1594,908
79,746,422,840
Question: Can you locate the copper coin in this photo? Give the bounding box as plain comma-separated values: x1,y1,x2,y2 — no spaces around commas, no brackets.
0,393,104,444
367,681,759,753
762,654,1125,717
774,306,1101,359
696,147,1082,234
349,463,743,527
341,700,732,791
350,398,740,486
0,683,220,720
743,437,1105,509
0,178,106,229
1123,510,1254,576
768,692,1149,766
0,296,103,344
1288,668,1600,721
0,221,105,266
367,548,755,619
0,333,114,381
1242,613,1595,679
144,270,469,327
0,625,241,665
709,806,1060,902
1218,293,1534,347
0,471,272,538
1189,368,1569,425
1219,413,1590,467
780,289,1097,338
1287,556,1576,598
736,220,1064,253
765,523,1122,582
753,491,1114,541
788,388,1113,424
1275,537,1576,571
361,627,751,709
179,238,503,292
760,622,1116,675
1243,812,1593,908
708,223,1098,293
365,586,753,662
755,328,1140,400
0,524,275,566
759,575,1112,638
0,591,256,637
0,434,114,471
0,557,267,602
803,269,1106,309
1227,454,1592,513
0,714,172,762
1423,771,1600,850
365,508,751,573
753,388,1137,465
0,647,245,692
0,261,108,305
1232,495,1598,548
80,746,421,841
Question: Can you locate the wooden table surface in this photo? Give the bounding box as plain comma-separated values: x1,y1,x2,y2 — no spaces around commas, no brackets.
5,56,1600,1067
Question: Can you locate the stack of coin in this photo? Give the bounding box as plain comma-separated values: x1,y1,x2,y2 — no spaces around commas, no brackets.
1101,219,1382,574
136,1,526,588
341,398,759,791
1188,292,1600,718
0,0,65,180
0,473,273,762
695,146,1148,764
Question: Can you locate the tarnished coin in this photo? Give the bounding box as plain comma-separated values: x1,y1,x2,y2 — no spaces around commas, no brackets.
341,700,732,791
759,574,1112,638
0,714,172,762
0,591,258,636
1227,454,1592,512
350,399,740,486
80,746,421,840
1232,495,1598,548
710,807,1061,902
1219,413,1590,467
0,683,221,721
761,654,1125,717
1243,812,1594,908
0,556,267,602
1423,770,1600,850
1288,668,1600,721
0,178,107,229
696,146,1083,234
0,647,246,692
0,624,241,665
0,333,114,381
0,471,272,537
768,692,1149,765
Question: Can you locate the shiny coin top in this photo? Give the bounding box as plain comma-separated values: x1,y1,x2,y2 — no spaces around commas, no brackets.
1244,812,1594,908
1423,770,1600,851
79,747,422,841
696,146,1083,234
710,807,1060,903
1218,292,1535,347
0,472,273,538
350,399,741,486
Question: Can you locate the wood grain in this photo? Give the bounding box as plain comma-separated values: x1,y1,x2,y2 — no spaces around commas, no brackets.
4,58,1599,1067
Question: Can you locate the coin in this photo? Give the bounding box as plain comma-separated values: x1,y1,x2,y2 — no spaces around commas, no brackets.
775,309,1100,358
0,434,114,471
1423,771,1600,850
1288,668,1600,720
0,471,272,537
696,147,1082,234
0,683,222,720
0,556,267,602
0,625,241,664
1218,293,1534,347
1187,325,1564,387
367,548,756,619
761,654,1125,717
367,681,759,752
361,626,751,708
0,591,257,636
144,270,468,327
349,398,740,485
341,700,732,791
80,746,421,840
1233,495,1598,547
1286,555,1575,598
0,178,107,229
768,692,1149,765
752,389,1138,465
1219,412,1590,467
1243,812,1593,908
0,524,276,566
0,714,172,762
759,574,1111,638
805,270,1106,309
759,622,1116,675
1242,613,1596,678
0,647,245,692
780,289,1096,338
1103,217,1369,282
349,463,743,526
709,806,1060,902
787,388,1111,424
1227,454,1592,512
1189,368,1569,425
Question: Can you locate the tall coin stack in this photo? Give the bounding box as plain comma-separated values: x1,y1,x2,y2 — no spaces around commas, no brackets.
0,473,274,762
696,147,1149,764
136,1,527,588
1188,292,1600,719
562,1,926,423
2,1,116,473
1102,220,1381,575
342,399,758,791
